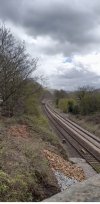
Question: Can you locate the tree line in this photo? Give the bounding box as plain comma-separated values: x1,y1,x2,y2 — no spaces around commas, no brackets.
0,24,42,117
54,87,100,115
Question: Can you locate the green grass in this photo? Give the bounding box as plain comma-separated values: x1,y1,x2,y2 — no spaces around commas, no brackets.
0,170,33,201
23,114,67,158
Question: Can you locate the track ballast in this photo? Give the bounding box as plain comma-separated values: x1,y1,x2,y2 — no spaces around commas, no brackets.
44,103,100,173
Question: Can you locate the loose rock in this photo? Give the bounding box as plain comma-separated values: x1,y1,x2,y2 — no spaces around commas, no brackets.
43,149,85,181
54,170,78,191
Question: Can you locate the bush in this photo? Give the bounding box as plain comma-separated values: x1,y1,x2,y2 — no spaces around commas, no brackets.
54,90,67,107
55,98,59,107
67,99,74,112
80,93,100,115
57,87,100,116
58,98,68,113
72,104,80,114
67,99,79,114
24,96,40,116
58,98,79,114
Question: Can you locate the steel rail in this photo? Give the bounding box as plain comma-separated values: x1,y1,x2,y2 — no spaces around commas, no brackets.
44,104,100,172
47,103,100,144
47,104,100,149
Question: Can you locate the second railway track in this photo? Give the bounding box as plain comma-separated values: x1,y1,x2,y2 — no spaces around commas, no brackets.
44,103,100,173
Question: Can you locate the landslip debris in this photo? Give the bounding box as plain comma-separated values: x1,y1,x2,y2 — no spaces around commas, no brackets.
53,170,78,191
43,149,85,181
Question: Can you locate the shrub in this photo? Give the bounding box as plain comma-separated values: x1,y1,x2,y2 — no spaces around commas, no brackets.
72,104,80,114
24,96,40,116
57,87,100,116
80,93,100,115
58,98,79,114
58,98,68,113
67,99,79,114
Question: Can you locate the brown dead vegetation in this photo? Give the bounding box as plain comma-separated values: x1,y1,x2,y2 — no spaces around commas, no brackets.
43,149,85,181
8,125,29,138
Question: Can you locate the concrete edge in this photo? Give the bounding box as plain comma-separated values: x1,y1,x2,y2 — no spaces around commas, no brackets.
43,174,100,202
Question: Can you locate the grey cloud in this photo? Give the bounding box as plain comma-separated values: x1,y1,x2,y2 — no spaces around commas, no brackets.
0,0,100,90
0,0,100,55
49,68,100,90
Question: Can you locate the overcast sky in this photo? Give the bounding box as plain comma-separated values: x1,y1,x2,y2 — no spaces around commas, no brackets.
0,0,100,90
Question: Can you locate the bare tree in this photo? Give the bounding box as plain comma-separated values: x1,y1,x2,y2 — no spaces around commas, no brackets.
76,86,94,101
0,24,37,116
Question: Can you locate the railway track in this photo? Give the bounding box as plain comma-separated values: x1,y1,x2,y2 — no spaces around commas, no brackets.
43,103,100,173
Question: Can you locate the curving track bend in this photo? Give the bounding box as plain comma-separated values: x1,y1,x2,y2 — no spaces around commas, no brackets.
43,102,100,173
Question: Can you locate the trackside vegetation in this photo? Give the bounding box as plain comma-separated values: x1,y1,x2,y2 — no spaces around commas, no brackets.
55,87,100,115
54,87,100,137
0,24,66,201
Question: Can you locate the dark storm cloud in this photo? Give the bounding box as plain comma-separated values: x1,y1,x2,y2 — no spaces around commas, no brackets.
49,68,100,90
0,0,100,55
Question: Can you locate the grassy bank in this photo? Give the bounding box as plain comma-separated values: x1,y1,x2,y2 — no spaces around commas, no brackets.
68,112,100,138
0,110,66,201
